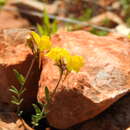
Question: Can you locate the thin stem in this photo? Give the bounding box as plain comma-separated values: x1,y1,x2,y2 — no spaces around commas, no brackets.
16,93,21,116
16,57,36,117
51,69,63,97
25,57,36,81
39,70,64,128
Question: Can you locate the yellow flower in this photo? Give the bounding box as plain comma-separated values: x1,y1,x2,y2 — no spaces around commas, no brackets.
46,47,84,72
45,47,70,63
66,55,84,72
31,31,52,52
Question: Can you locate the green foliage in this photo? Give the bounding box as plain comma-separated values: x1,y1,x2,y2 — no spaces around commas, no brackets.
120,0,130,10
30,30,85,128
0,0,5,6
78,8,93,21
31,86,50,128
45,86,50,104
120,0,130,26
32,104,44,127
102,18,111,26
13,69,26,86
37,10,58,36
9,69,26,116
90,28,108,36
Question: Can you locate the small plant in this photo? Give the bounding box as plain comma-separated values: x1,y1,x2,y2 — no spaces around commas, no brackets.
120,0,130,26
9,28,85,128
30,32,84,128
31,86,50,127
37,10,58,36
78,8,93,21
0,0,5,7
90,27,108,36
9,69,26,116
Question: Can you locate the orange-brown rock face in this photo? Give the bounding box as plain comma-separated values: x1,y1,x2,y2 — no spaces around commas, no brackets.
38,31,130,129
0,29,40,113
78,93,130,130
0,9,29,29
0,112,33,130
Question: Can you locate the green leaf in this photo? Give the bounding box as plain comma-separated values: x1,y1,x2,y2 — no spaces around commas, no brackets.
31,110,43,127
11,100,20,105
45,86,50,104
32,104,42,114
19,98,23,104
11,96,23,105
9,85,19,95
37,24,45,36
13,69,25,86
0,0,5,6
12,95,18,102
43,10,50,29
51,20,58,34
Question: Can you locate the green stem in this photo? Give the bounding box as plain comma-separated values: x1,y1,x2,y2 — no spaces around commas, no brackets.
51,69,63,97
16,93,21,116
17,57,36,117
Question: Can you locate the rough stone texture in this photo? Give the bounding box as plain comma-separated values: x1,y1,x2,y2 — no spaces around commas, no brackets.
0,29,40,113
0,112,33,130
0,3,29,29
68,93,130,130
38,31,130,129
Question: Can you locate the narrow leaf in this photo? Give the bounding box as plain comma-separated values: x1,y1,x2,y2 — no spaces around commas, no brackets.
51,20,58,34
19,98,23,104
37,24,45,36
13,69,25,86
43,10,50,29
9,85,19,95
45,86,50,104
32,104,41,114
11,100,20,105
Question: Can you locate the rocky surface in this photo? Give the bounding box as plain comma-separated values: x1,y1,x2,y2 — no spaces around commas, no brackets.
68,93,130,130
0,29,40,113
0,2,29,29
0,112,33,130
38,31,130,129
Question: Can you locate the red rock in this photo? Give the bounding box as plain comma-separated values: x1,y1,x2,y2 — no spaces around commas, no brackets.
0,4,29,29
38,31,130,129
0,29,40,113
76,93,130,130
0,112,33,130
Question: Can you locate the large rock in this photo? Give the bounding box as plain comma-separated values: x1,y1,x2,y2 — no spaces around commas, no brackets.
0,29,40,112
76,93,130,130
38,31,130,129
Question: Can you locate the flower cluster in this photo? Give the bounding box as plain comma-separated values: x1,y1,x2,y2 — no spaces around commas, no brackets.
31,31,84,72
31,31,52,52
46,47,84,72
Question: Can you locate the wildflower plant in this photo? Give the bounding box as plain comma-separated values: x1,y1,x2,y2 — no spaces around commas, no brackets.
10,29,84,128
45,47,84,96
27,31,84,128
37,10,58,36
9,69,26,116
32,86,50,127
